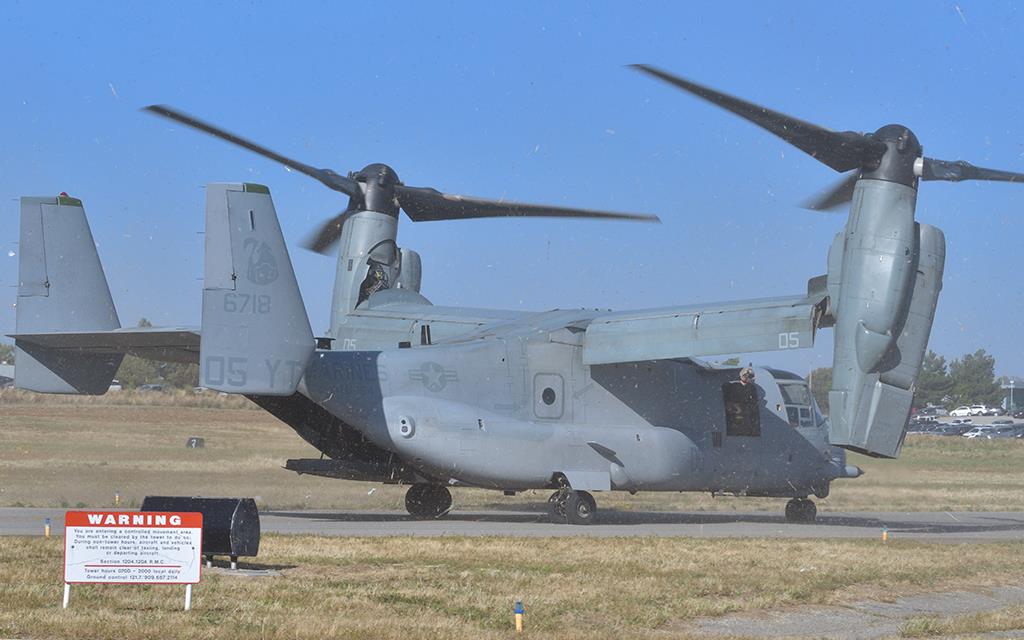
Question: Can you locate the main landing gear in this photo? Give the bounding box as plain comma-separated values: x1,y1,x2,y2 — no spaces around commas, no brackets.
785,497,817,523
405,484,452,519
548,489,597,525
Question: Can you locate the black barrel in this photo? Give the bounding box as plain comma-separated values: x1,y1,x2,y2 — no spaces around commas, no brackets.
141,496,260,557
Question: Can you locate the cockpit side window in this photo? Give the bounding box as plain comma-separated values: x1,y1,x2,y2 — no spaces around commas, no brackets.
779,382,816,428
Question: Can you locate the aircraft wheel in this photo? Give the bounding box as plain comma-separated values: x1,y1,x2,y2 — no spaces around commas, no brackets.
565,491,597,525
784,497,816,523
802,499,817,522
405,484,452,519
547,490,568,524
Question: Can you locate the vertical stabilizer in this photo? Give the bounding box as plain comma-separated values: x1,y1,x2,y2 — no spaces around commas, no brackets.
200,184,314,395
15,195,122,394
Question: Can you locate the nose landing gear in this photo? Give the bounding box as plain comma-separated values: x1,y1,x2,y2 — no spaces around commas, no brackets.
548,489,597,525
405,484,452,519
785,497,817,523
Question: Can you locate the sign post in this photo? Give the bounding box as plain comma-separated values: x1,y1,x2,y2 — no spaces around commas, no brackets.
63,511,202,610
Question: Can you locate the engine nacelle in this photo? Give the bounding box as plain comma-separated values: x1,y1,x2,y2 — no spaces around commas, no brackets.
827,179,946,458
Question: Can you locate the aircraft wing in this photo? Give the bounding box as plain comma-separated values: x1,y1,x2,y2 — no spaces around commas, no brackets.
9,327,201,364
582,293,825,365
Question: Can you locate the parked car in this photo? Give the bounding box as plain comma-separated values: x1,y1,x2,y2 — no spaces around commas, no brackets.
1013,410,1024,419
950,418,973,426
137,383,167,392
963,426,995,439
987,425,1021,439
907,416,939,432
950,406,973,417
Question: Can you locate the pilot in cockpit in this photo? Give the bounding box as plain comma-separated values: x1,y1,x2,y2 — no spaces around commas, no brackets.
357,259,390,306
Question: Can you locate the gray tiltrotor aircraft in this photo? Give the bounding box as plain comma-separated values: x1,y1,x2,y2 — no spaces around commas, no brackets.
12,67,1024,524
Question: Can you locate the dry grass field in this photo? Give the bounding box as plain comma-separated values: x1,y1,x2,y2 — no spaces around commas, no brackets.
1,535,1023,640
2,389,1024,513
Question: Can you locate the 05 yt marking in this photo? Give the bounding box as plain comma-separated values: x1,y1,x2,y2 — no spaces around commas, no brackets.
203,355,304,389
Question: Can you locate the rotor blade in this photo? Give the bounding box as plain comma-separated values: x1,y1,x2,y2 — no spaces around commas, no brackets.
630,65,887,173
395,186,661,223
143,105,361,197
802,172,859,211
921,157,1024,184
302,211,354,255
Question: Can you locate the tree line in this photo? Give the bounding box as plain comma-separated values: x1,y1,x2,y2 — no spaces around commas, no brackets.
113,319,199,389
810,349,1004,414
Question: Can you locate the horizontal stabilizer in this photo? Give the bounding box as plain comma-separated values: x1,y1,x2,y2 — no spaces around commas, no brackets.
200,184,314,395
10,328,200,364
14,195,121,394
583,295,823,365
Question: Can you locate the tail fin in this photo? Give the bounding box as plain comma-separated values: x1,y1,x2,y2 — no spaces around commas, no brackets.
200,183,314,395
15,195,122,394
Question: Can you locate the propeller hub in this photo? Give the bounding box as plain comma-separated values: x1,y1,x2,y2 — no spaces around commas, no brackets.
353,163,400,216
860,124,922,188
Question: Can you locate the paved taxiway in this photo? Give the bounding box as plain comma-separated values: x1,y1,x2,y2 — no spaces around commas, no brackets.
2,507,1022,541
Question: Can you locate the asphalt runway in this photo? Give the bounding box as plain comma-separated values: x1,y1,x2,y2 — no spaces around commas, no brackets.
2,507,1023,541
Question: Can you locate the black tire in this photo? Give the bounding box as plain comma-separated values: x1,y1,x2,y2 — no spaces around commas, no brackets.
565,491,597,525
784,499,798,522
785,498,816,523
800,499,817,523
405,484,452,519
547,490,568,524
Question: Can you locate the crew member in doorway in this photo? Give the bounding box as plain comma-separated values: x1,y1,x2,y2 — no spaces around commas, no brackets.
357,259,390,306
739,366,756,387
722,367,761,436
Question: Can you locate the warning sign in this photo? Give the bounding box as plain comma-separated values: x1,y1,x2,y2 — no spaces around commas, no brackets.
64,511,202,584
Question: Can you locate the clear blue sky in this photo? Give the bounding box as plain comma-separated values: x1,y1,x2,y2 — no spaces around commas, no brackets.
2,1,1022,376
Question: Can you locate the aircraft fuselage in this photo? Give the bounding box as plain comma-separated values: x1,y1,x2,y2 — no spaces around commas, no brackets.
302,303,849,498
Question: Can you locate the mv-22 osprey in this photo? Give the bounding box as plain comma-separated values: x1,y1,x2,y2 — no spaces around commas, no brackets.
12,66,1024,524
